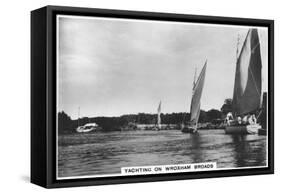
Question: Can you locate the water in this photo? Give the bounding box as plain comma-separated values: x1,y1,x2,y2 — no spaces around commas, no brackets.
58,129,267,178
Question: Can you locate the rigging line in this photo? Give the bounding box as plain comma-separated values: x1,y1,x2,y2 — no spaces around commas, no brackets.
182,107,189,124
251,42,260,54
256,109,263,120
183,97,193,124
249,65,261,97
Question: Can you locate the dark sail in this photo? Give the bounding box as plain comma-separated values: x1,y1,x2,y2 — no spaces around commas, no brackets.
232,29,262,116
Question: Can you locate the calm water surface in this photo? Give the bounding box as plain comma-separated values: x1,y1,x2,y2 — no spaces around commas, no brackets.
58,130,267,178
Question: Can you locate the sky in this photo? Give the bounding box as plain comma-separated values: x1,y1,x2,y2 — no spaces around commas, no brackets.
57,15,268,119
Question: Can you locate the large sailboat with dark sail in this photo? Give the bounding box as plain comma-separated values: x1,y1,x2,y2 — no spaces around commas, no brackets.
182,61,207,133
225,29,262,134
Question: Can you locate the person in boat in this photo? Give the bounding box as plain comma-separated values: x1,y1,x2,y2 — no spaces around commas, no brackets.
252,114,257,124
225,112,234,126
237,116,242,125
248,115,254,125
248,114,257,125
242,114,250,125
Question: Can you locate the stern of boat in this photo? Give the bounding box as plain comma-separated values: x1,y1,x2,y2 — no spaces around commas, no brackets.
181,127,197,134
225,124,261,134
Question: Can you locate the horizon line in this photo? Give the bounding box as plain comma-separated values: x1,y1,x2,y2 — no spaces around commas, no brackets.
58,108,223,119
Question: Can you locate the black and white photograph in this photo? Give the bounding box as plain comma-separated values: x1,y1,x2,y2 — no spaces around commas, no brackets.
56,14,269,179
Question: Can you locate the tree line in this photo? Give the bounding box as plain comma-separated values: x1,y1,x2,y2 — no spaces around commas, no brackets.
58,109,223,134
58,93,267,134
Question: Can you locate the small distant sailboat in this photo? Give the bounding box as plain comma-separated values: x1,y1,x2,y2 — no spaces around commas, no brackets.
154,101,162,131
225,29,262,134
182,61,207,133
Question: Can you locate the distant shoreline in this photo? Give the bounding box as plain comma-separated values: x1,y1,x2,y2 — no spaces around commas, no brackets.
58,110,227,134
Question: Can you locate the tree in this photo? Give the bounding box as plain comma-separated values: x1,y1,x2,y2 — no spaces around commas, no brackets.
207,109,222,121
221,98,232,116
58,111,73,134
198,110,208,123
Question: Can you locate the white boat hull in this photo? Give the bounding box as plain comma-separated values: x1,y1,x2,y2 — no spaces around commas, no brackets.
76,127,94,133
225,124,261,134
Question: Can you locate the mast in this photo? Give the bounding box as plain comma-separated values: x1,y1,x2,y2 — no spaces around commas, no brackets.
185,67,197,125
77,106,80,127
182,67,197,126
190,67,197,111
233,34,240,118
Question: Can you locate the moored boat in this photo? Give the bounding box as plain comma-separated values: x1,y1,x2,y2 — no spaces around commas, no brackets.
75,107,101,133
225,29,263,135
182,61,207,134
76,123,101,133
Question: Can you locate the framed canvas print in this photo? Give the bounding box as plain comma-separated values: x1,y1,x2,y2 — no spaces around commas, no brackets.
31,5,274,188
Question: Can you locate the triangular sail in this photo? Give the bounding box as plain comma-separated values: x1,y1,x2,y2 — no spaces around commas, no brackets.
232,29,262,116
189,62,207,129
157,101,161,128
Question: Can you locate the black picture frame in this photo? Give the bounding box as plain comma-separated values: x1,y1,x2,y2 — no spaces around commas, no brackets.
31,5,274,188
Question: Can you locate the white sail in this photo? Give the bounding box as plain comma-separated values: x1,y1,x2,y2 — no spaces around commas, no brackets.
232,29,262,116
189,62,207,129
157,101,161,128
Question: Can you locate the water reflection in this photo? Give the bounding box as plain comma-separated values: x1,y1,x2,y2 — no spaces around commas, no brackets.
58,130,267,178
231,135,248,167
230,135,266,167
190,133,203,163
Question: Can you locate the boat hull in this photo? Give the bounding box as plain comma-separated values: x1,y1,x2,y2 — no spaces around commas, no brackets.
225,124,261,134
258,128,267,135
152,127,160,131
76,126,101,133
181,127,197,134
76,128,94,133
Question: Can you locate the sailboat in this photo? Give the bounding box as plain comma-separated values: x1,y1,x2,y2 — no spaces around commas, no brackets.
76,107,83,132
76,107,100,133
225,29,262,134
182,61,207,133
154,101,162,131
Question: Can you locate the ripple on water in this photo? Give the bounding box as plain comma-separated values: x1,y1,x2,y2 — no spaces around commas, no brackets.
58,130,267,178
